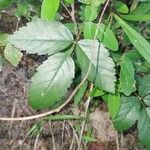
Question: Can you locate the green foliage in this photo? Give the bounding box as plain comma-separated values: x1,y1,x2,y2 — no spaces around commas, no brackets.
9,19,73,55
29,52,75,109
114,1,129,14
138,75,150,106
138,108,150,149
0,33,8,46
108,93,121,119
83,22,119,51
4,44,23,67
113,96,141,131
90,87,105,97
0,0,13,10
65,0,74,4
114,15,150,64
74,81,88,106
77,40,116,92
0,0,150,148
41,0,60,20
119,55,136,96
114,74,150,148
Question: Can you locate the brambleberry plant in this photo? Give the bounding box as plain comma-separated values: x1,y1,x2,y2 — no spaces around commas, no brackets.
1,0,150,148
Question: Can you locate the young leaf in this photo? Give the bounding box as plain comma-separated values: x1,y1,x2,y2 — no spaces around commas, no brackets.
0,33,8,46
83,22,119,51
4,44,23,67
90,87,105,97
113,96,141,131
9,19,73,55
29,52,75,110
108,93,121,119
114,1,129,14
84,6,98,21
41,0,60,20
138,108,150,149
119,55,136,96
77,39,116,92
138,75,150,106
114,15,150,64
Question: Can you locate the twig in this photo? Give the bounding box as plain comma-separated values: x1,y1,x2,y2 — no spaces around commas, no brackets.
0,63,91,121
77,83,94,150
33,125,44,150
70,3,78,36
34,132,40,150
61,1,78,36
94,0,110,40
61,1,71,15
49,122,56,150
68,121,80,148
61,121,65,149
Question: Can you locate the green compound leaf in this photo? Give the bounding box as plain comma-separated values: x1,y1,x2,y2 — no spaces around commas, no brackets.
113,96,141,131
108,93,121,119
9,19,73,55
138,108,150,149
119,55,136,96
4,44,23,67
41,0,60,20
77,39,116,93
138,74,150,106
29,52,75,110
114,15,150,64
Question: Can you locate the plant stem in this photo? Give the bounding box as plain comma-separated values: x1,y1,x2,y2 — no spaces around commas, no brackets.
44,115,86,121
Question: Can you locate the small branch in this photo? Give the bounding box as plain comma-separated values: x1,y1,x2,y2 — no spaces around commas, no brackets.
70,3,78,36
78,83,94,150
0,64,92,121
61,1,78,36
94,0,110,40
61,1,71,15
